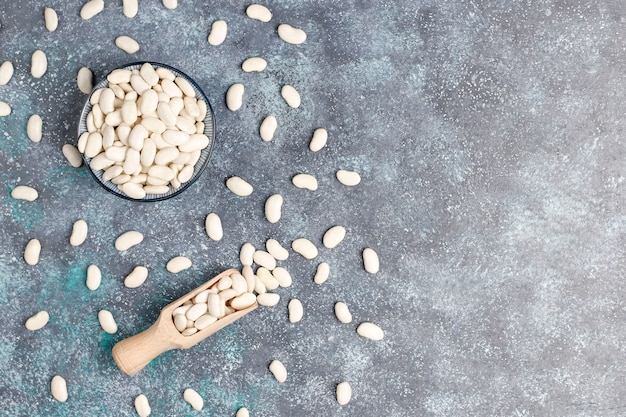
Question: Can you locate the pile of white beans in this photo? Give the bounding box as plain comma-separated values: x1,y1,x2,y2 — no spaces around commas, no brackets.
6,1,388,415
77,62,210,199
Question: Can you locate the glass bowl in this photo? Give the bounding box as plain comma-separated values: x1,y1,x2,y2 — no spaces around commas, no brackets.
77,62,215,202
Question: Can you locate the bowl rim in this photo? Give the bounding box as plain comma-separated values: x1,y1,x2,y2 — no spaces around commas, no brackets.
77,61,216,202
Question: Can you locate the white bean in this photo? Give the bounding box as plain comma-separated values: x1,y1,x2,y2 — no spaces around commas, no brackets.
183,388,204,411
86,264,101,290
25,311,49,330
44,7,58,31
292,238,318,259
292,173,317,190
0,101,11,116
309,128,327,152
253,250,276,270
115,36,140,54
226,176,253,196
242,266,255,292
207,293,222,317
336,381,352,405
281,85,301,108
178,133,209,152
205,213,223,241
162,0,177,9
124,266,148,288
357,322,384,341
140,62,159,86
11,185,38,201
256,267,278,290
362,247,379,274
80,0,104,20
313,262,329,284
246,4,272,22
174,314,188,332
259,115,277,141
323,225,346,249
121,181,146,199
90,153,115,171
50,375,68,403
84,132,103,158
272,267,292,288
266,239,288,261
288,299,303,323
167,256,192,273
0,61,14,85
208,20,227,45
69,219,88,246
186,303,208,321
135,394,151,417
31,50,47,78
24,239,41,265
194,314,217,330
242,57,267,72
162,129,189,146
278,23,307,45
231,292,256,310
226,83,244,111
77,67,93,94
256,292,280,307
334,302,352,323
107,69,132,84
61,143,83,168
236,407,250,417
62,144,83,168
269,359,287,382
240,243,255,266
123,0,138,18
175,77,195,97
336,169,361,186
230,273,247,295
115,230,144,251
98,309,118,334
148,165,175,181
144,185,169,195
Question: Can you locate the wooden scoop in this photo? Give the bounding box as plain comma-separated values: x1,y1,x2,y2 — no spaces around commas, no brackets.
112,268,257,375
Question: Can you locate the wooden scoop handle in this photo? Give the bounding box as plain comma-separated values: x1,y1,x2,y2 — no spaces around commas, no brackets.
112,318,179,376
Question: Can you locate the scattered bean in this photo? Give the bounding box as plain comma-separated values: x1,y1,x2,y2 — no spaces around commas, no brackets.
253,250,276,270
272,267,292,287
11,185,38,201
256,292,280,306
240,243,255,266
115,230,144,251
115,36,140,54
0,61,14,85
269,359,287,382
288,299,303,323
50,375,68,403
208,20,227,45
260,115,277,141
264,194,283,223
62,144,83,167
266,239,288,261
281,85,301,108
242,57,267,72
334,302,352,323
362,247,379,274
183,388,204,411
277,23,307,45
292,238,318,259
135,394,151,417
336,169,361,186
356,322,384,341
226,176,253,196
0,101,10,116
123,0,138,18
77,67,93,94
336,381,352,405
226,83,244,111
205,213,223,241
323,225,346,249
313,262,329,284
69,219,88,246
309,128,327,152
167,256,192,273
24,239,41,265
44,7,58,31
98,309,118,334
163,0,177,9
236,407,250,417
124,266,148,288
80,0,104,20
292,173,317,190
25,311,49,330
246,4,272,22
31,50,47,78
86,264,101,290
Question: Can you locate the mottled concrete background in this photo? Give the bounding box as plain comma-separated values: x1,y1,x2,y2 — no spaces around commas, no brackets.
0,0,624,416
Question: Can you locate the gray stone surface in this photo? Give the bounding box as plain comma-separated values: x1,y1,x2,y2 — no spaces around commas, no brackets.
0,0,625,416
